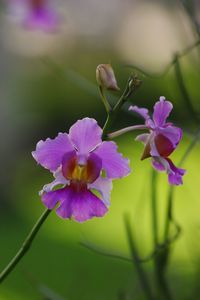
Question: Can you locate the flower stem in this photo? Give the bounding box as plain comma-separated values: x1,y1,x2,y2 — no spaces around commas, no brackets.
163,126,200,243
151,170,158,247
157,127,200,299
124,214,154,300
0,208,51,284
151,171,174,300
98,86,111,113
174,56,199,124
108,125,148,139
102,75,142,140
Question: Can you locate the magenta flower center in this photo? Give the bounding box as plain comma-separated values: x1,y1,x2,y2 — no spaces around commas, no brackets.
62,153,101,187
154,134,174,157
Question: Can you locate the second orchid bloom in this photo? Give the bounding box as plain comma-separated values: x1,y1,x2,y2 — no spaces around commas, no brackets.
109,96,186,185
129,97,186,185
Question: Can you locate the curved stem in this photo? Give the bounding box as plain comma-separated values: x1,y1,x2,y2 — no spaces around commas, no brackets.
98,86,111,113
163,126,200,243
0,208,51,284
108,125,148,139
174,56,199,124
124,214,154,300
151,170,158,247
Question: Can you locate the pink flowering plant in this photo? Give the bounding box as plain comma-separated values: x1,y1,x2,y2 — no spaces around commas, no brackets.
130,98,186,185
0,62,187,300
110,97,186,185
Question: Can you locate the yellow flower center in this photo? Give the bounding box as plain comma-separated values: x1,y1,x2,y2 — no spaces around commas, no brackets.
63,154,98,184
70,165,89,182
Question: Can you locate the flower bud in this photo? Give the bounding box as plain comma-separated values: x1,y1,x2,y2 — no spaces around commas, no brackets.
96,64,120,91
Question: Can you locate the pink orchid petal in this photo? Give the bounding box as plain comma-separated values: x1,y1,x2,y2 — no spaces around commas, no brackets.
32,133,74,172
129,105,149,120
153,97,173,127
40,167,68,195
89,176,113,206
54,186,108,222
157,126,182,149
135,133,150,144
94,141,130,179
69,118,102,156
152,157,186,185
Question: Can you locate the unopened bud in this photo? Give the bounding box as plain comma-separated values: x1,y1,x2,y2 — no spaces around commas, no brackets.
128,75,142,90
96,64,120,91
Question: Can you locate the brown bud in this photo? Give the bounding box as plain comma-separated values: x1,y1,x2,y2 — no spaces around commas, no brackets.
96,64,120,91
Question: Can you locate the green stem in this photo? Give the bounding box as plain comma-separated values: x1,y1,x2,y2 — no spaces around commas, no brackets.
163,188,173,244
151,170,158,247
98,86,111,113
124,215,154,300
102,112,114,140
0,209,51,284
151,171,173,300
174,56,199,124
158,127,200,299
163,126,200,243
102,75,142,140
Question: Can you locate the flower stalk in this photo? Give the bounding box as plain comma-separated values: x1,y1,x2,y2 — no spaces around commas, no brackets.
0,208,51,284
124,214,154,300
98,86,111,113
102,75,142,140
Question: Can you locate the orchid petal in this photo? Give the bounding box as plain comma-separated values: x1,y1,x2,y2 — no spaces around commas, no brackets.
32,133,74,172
55,186,108,222
69,118,102,156
129,105,150,120
153,97,173,126
39,167,68,195
135,133,150,144
89,176,113,206
158,126,182,149
152,157,186,185
94,141,130,179
42,187,67,210
166,158,186,185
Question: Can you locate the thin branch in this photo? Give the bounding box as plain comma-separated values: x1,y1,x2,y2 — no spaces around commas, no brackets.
174,55,199,123
124,214,154,300
163,125,200,243
0,209,51,284
125,39,200,78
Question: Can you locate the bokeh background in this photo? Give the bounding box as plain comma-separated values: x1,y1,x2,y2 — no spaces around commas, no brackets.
0,0,200,299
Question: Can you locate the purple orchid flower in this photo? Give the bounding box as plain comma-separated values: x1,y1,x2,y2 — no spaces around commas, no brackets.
24,0,59,31
9,0,59,32
129,97,186,185
32,118,130,222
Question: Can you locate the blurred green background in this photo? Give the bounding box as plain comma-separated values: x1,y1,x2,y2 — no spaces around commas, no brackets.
0,0,200,299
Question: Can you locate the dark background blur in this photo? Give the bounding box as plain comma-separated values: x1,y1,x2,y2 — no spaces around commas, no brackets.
0,0,200,299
